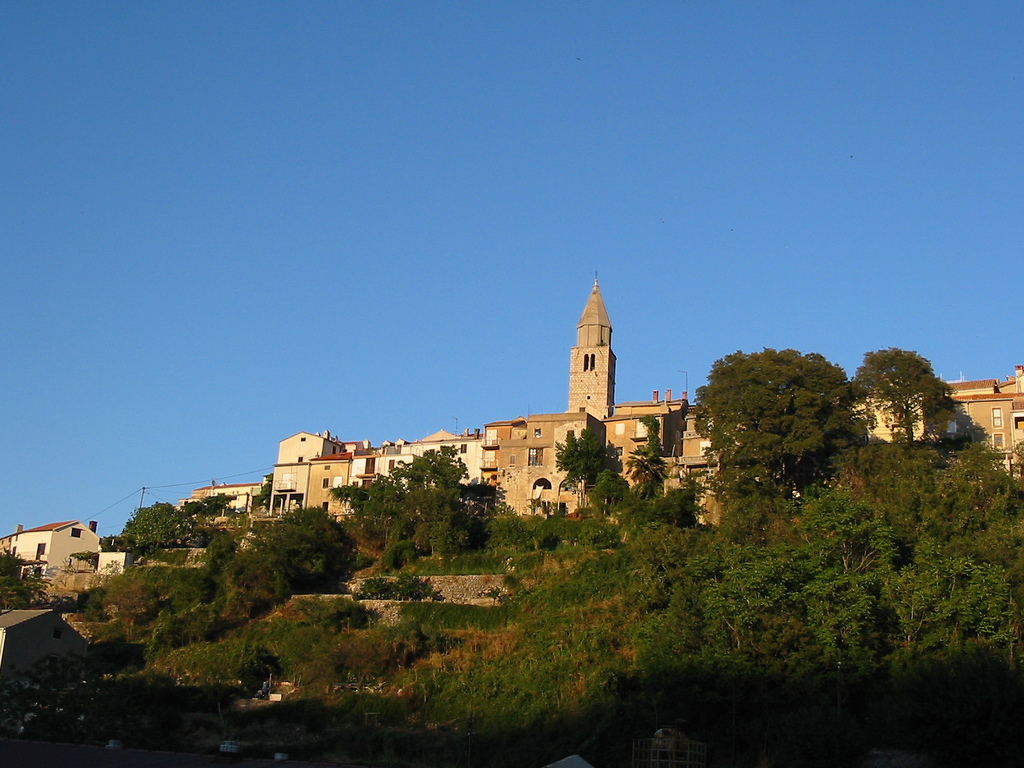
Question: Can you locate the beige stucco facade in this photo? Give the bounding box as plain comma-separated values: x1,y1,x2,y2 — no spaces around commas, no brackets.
306,453,354,516
269,431,352,514
181,481,265,513
949,366,1024,469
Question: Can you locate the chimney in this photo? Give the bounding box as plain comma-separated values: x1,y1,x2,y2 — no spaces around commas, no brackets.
88,521,98,533
666,388,672,402
681,390,688,402
653,390,660,402
15,524,23,534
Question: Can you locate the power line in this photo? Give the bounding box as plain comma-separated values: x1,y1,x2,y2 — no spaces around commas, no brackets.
146,467,273,491
90,489,144,519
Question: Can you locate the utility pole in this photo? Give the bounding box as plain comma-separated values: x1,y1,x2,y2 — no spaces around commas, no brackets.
138,486,146,511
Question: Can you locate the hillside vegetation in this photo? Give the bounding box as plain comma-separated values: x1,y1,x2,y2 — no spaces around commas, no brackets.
5,350,1024,768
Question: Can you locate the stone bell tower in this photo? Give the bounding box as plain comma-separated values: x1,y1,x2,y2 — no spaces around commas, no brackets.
568,280,616,419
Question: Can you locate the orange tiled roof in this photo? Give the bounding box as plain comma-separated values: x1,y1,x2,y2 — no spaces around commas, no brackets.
950,379,998,391
953,392,1014,402
194,481,263,491
14,520,79,535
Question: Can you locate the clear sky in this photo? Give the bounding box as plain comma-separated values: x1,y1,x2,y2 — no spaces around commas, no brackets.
2,2,1021,537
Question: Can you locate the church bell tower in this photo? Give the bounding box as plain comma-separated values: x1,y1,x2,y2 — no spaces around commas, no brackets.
568,280,616,419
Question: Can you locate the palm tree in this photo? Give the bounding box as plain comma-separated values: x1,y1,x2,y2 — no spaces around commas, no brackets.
626,447,667,498
626,415,668,498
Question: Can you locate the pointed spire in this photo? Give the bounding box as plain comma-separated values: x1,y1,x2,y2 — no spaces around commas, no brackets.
577,280,611,347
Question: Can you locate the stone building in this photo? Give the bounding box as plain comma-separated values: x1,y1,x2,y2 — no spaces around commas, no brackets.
568,280,616,420
492,281,687,514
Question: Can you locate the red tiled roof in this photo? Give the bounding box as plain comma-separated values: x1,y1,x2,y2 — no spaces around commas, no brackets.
950,379,998,391
13,520,79,535
953,392,1014,402
311,452,353,461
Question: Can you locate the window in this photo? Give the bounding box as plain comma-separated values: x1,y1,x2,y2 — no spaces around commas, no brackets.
300,437,307,442
322,478,330,489
509,454,517,466
70,528,81,538
389,460,396,470
993,408,1003,428
322,502,330,511
36,543,46,559
297,456,304,463
460,444,467,454
528,448,543,466
52,628,63,640
566,430,575,439
615,447,624,457
534,428,542,438
994,434,1004,448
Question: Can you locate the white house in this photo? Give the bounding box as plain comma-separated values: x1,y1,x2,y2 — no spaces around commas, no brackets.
0,520,101,579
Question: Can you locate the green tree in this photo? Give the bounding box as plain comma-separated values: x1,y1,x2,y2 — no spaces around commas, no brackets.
590,469,631,513
834,442,945,546
696,348,861,521
118,503,196,554
555,428,607,505
626,415,667,498
333,446,471,555
0,552,45,609
855,347,955,443
251,474,273,511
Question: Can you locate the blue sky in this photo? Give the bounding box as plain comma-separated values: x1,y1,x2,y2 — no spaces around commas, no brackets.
2,2,1021,536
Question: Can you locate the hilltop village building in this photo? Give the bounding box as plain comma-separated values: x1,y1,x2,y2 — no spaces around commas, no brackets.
194,282,1023,518
949,366,1024,461
0,521,101,578
255,282,690,517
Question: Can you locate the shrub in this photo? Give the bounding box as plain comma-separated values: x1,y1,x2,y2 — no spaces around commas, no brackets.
356,575,441,601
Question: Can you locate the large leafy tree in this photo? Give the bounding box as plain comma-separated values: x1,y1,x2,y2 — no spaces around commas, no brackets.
855,348,955,443
333,446,471,555
696,348,861,518
118,503,196,554
555,428,607,504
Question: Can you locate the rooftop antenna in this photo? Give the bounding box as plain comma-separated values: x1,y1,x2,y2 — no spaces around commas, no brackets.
453,416,459,434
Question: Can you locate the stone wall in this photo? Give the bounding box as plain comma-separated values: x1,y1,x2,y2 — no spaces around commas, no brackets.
347,574,509,625
347,574,507,605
